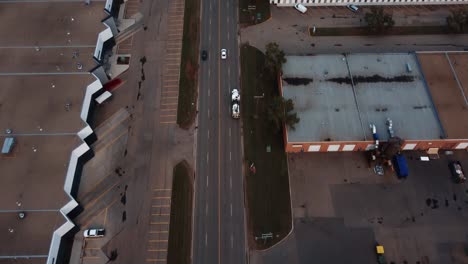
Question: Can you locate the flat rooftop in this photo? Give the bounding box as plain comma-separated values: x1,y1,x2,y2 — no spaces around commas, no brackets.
0,2,106,46
282,54,443,143
0,47,96,73
0,0,105,260
417,52,468,139
0,75,93,134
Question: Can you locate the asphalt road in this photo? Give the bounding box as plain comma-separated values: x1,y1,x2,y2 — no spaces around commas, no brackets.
193,0,246,263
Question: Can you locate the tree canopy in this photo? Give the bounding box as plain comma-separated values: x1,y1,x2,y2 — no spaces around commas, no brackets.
447,9,468,33
364,7,395,34
267,96,300,131
264,42,287,76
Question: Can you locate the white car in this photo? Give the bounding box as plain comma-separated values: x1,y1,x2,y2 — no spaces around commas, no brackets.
221,49,227,60
346,4,359,12
294,4,307,14
231,89,240,119
83,228,105,238
231,89,240,102
232,102,240,119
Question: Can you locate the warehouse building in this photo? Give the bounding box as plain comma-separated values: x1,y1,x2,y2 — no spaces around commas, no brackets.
270,0,468,6
280,53,468,152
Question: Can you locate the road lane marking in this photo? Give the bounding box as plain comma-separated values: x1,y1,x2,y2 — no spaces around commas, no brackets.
207,152,209,163
229,151,231,161
217,0,222,261
151,213,170,216
150,222,169,225
227,31,230,40
152,205,170,208
208,109,210,118
149,230,169,233
152,196,171,199
208,88,210,97
208,68,211,77
146,259,166,262
231,234,234,248
205,233,208,246
206,174,209,187
206,203,208,215
229,127,231,137
207,130,210,139
148,240,168,243
147,249,167,252
230,203,233,216
153,188,171,191
230,176,232,189
210,18,212,25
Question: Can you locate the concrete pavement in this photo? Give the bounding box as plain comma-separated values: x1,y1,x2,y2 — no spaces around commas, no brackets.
241,5,468,54
192,0,246,263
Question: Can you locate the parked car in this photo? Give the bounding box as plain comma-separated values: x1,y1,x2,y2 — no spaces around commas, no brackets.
449,161,466,183
393,154,408,179
83,228,105,238
347,4,359,12
201,50,208,61
294,3,307,14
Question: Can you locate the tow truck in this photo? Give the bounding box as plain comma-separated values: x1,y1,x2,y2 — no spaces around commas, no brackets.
231,89,240,119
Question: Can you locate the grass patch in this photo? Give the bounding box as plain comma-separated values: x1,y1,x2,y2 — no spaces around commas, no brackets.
310,25,451,37
167,161,193,264
177,0,200,129
240,44,292,249
239,0,271,25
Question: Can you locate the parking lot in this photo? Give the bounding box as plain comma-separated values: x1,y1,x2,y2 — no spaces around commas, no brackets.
241,5,468,54
252,150,468,264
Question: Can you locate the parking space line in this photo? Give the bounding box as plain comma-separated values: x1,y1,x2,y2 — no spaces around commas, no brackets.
151,213,170,217
150,230,169,235
103,208,108,226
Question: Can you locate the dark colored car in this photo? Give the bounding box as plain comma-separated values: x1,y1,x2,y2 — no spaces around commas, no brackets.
449,161,466,183
393,154,408,179
201,50,208,61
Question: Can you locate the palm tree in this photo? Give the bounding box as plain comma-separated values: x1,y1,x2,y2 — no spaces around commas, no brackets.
364,7,395,34
267,96,300,131
264,42,287,76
